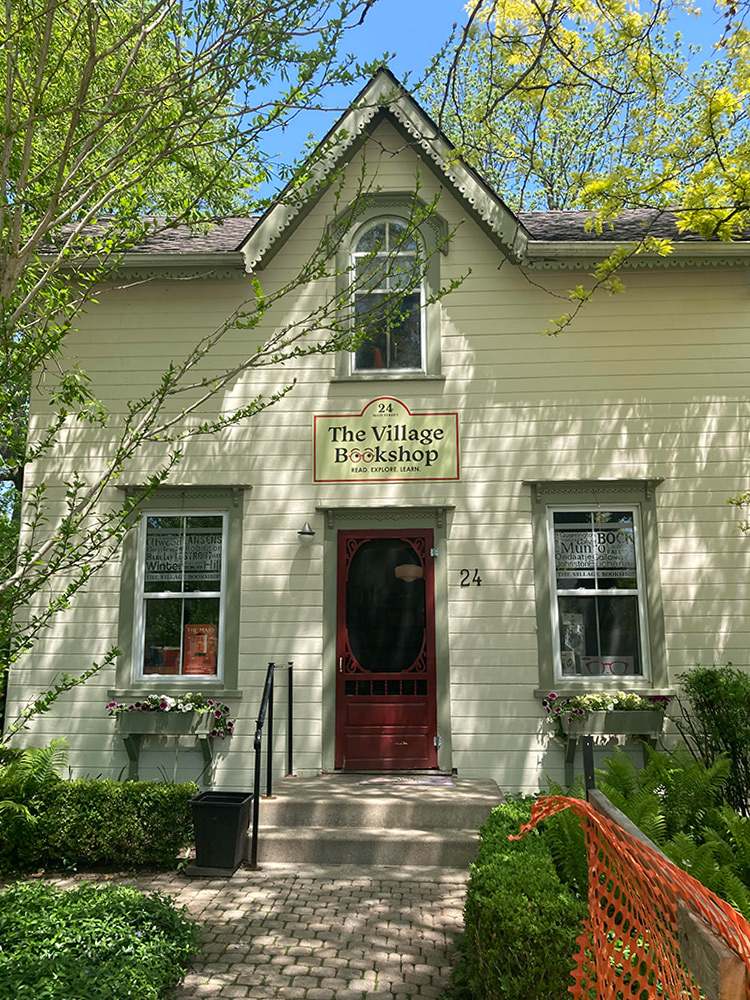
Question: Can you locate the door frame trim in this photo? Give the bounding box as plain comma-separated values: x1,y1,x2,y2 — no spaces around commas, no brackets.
319,505,454,772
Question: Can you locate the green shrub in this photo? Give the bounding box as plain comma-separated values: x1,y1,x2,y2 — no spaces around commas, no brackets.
675,664,750,815
455,742,750,999
0,779,197,871
0,881,198,999
0,739,68,825
597,744,750,918
459,798,587,1000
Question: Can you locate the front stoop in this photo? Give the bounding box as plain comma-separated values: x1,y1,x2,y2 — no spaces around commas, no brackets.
252,774,502,867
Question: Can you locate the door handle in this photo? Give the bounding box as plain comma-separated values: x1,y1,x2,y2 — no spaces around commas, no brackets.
339,657,343,673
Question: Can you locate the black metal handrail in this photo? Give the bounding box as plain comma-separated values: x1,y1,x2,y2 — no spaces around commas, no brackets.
249,660,294,869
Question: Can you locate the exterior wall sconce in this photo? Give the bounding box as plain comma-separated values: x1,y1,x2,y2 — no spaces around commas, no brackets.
297,521,316,543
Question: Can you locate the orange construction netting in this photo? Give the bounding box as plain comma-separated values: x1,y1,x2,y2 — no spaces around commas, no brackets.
515,796,750,1000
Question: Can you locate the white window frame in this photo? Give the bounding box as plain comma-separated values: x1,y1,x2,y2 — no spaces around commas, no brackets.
330,194,448,382
348,217,426,376
546,504,651,683
133,509,228,683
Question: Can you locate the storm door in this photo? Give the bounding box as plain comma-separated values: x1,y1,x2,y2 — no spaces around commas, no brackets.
335,529,438,769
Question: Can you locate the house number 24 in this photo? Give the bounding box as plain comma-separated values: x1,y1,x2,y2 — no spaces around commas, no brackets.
459,569,482,587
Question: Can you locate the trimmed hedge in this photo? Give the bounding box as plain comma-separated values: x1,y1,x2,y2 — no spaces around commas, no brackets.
458,798,587,1000
0,779,197,871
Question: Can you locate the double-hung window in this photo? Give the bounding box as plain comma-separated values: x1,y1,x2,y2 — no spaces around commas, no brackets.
550,508,645,678
530,480,667,691
351,219,424,373
114,487,243,695
331,195,448,381
138,513,226,678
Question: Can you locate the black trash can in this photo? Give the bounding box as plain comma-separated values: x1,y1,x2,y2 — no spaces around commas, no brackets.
188,791,252,876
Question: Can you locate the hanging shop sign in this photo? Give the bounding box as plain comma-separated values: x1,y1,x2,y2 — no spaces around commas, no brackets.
313,397,460,483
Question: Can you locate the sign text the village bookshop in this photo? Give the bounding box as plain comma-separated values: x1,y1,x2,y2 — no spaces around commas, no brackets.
313,397,460,483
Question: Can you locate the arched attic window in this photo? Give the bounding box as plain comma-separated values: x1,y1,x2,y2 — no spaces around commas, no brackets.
350,219,424,373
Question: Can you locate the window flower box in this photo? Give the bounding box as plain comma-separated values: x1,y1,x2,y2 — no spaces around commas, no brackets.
107,694,236,779
541,691,670,786
561,709,665,739
114,712,215,737
107,693,235,738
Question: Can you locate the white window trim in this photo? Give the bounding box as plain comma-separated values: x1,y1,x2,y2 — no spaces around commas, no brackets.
349,217,426,376
546,504,651,684
133,509,228,683
331,194,448,382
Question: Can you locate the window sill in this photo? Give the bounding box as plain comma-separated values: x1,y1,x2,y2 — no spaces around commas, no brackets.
331,373,446,383
534,686,675,700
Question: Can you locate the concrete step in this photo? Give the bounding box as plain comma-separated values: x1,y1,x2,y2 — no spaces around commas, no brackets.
258,776,500,830
251,774,502,867
255,825,482,867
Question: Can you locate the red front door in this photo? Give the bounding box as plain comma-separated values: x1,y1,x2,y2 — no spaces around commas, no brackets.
335,529,438,770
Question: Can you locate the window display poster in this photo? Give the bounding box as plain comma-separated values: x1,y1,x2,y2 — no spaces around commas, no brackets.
555,525,635,579
183,624,217,675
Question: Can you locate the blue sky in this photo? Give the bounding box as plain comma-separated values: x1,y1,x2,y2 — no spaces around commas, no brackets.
260,0,460,191
260,0,724,194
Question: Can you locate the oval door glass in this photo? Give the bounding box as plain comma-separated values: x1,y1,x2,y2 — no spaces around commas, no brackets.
346,538,425,672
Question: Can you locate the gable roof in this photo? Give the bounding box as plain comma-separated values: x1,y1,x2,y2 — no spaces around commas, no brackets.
239,67,530,271
519,209,703,243
125,217,258,253
120,71,750,272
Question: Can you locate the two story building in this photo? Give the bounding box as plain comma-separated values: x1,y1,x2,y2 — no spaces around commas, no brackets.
7,69,750,791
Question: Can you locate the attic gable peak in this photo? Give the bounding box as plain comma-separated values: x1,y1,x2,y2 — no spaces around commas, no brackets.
240,71,529,272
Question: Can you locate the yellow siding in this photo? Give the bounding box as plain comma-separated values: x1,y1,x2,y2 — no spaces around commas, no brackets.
8,118,750,792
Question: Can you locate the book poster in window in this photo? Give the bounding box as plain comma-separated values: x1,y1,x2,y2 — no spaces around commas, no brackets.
183,624,217,675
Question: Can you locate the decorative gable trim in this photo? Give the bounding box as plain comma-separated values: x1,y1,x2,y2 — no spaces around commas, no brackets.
240,68,530,272
522,241,750,270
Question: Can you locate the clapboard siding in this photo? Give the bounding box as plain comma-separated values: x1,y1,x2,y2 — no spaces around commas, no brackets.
7,114,750,793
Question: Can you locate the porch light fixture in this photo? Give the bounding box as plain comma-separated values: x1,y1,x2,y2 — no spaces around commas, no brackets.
297,521,316,543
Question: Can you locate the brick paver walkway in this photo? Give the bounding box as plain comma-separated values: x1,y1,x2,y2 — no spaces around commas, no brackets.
52,864,468,999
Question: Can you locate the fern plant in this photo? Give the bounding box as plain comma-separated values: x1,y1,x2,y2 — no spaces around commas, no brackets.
541,780,589,896
540,745,750,922
0,739,68,823
599,744,730,841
